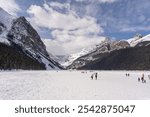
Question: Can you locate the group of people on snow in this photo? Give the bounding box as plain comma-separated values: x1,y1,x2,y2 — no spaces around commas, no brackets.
89,72,149,83
125,73,149,83
91,73,98,80
126,73,130,77
138,74,147,83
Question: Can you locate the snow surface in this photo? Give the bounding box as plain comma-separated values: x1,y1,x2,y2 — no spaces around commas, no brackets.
0,70,150,100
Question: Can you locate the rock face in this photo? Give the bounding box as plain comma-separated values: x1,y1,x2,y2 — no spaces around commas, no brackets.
67,33,150,70
61,37,106,67
0,23,6,34
127,34,150,47
135,41,150,47
0,8,63,70
67,39,130,69
79,45,150,70
8,17,48,56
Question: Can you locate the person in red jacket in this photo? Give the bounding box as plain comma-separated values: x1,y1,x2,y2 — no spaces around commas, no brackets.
141,74,145,83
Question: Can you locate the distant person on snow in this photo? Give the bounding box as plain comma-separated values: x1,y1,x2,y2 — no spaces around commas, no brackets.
91,74,93,80
142,74,144,78
141,74,145,83
138,77,140,82
141,77,144,83
126,73,130,77
128,73,130,77
91,73,98,80
95,73,98,80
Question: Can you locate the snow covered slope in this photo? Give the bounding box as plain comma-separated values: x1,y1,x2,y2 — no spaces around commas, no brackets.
0,7,63,70
67,39,130,69
62,47,97,67
0,7,14,44
0,70,150,100
0,7,14,30
65,34,150,69
127,34,150,47
62,38,106,67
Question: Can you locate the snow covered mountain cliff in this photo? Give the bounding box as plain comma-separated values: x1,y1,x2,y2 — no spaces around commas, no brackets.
61,33,150,70
127,34,150,47
0,7,63,70
67,39,130,69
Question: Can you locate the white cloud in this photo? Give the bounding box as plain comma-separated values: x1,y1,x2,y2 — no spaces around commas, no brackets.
27,3,102,32
43,36,106,55
121,26,150,32
0,0,20,16
75,0,118,3
27,2,104,55
48,2,70,9
42,39,67,55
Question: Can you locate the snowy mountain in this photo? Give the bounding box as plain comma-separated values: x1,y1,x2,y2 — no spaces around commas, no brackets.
62,46,100,67
62,38,106,67
0,7,14,30
66,33,150,70
127,34,150,47
79,44,150,70
0,7,63,70
47,53,68,65
67,39,130,69
63,33,150,70
0,7,15,44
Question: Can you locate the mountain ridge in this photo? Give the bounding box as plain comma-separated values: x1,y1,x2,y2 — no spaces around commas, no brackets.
0,7,63,70
65,33,150,70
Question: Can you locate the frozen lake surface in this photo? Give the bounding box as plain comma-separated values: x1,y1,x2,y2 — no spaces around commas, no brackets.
0,70,150,100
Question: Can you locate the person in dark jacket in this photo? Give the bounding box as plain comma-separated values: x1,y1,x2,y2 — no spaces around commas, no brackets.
95,73,98,80
91,74,93,80
138,77,140,82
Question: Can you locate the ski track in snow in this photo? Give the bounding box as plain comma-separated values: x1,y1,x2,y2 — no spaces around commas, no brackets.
0,70,150,100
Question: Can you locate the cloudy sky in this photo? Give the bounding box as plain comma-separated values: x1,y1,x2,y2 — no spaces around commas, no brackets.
1,0,150,55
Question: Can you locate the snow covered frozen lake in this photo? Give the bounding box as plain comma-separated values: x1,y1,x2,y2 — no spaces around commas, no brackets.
0,70,150,100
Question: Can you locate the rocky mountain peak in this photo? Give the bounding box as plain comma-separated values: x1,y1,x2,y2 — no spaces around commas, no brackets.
0,7,63,70
67,39,130,69
134,33,143,39
8,16,48,57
